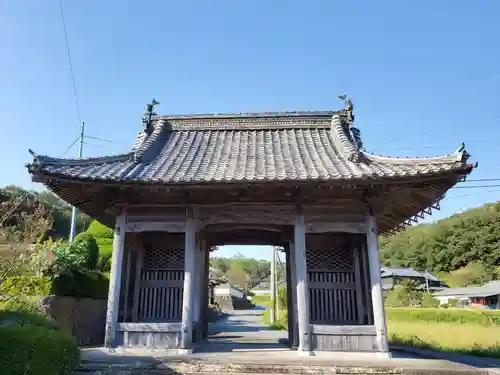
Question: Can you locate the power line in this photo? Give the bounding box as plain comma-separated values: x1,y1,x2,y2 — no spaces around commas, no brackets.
59,0,82,125
1,136,87,226
59,136,80,158
445,189,500,200
0,192,36,227
454,184,500,189
462,178,500,183
366,137,500,154
85,135,116,143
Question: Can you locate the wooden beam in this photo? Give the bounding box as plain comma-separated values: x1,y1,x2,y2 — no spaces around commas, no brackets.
310,324,376,335
117,322,182,332
305,222,366,234
125,221,185,233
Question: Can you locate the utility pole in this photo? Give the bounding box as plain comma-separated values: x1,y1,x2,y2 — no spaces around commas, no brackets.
69,121,85,241
425,271,430,293
270,246,277,324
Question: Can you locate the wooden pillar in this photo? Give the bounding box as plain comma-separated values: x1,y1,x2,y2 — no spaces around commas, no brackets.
203,245,211,339
104,212,126,349
289,241,299,349
366,213,389,353
181,208,196,349
284,244,293,345
192,236,201,342
294,213,310,353
195,239,207,343
353,246,365,324
131,245,144,322
270,246,277,324
122,242,133,322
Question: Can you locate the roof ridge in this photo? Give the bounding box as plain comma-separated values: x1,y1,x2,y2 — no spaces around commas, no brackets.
362,150,471,165
29,152,134,167
133,119,170,163
330,115,363,162
156,110,342,120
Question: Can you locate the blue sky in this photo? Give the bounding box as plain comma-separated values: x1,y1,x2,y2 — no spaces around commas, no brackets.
1,1,499,261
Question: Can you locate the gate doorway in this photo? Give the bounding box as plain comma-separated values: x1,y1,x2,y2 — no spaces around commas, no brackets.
199,229,291,353
204,247,289,352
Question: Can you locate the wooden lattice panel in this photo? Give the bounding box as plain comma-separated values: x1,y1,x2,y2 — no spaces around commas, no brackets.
143,247,184,270
306,246,353,271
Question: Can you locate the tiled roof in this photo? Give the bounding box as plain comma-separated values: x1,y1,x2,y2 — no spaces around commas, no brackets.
433,282,500,298
381,266,442,282
27,111,471,185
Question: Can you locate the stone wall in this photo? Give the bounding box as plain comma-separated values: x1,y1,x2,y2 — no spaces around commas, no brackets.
214,294,234,313
214,294,253,313
39,296,107,346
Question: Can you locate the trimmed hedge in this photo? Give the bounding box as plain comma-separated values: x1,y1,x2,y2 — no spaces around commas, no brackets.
87,220,114,239
54,271,109,299
0,322,80,375
1,272,109,300
96,238,113,258
73,232,99,269
386,308,500,327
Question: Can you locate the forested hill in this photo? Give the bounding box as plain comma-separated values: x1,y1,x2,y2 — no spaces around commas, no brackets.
379,201,500,277
0,185,90,244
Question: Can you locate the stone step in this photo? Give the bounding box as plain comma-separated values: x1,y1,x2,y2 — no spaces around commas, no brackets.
75,360,491,375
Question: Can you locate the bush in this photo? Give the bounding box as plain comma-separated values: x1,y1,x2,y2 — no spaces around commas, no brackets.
0,276,52,297
277,285,287,309
0,304,57,331
29,239,90,277
386,308,500,327
50,240,89,274
0,323,80,375
1,272,109,300
420,293,440,308
87,220,114,239
73,232,99,269
96,238,113,257
53,270,109,299
95,238,113,272
3,296,44,316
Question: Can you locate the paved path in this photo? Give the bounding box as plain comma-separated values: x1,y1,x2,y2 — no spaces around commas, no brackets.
199,305,288,352
78,306,500,373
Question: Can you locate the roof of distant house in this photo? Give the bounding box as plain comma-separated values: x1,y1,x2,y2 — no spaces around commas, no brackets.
433,281,500,298
381,266,441,282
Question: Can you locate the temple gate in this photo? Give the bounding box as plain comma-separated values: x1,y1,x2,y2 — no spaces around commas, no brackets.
27,97,474,356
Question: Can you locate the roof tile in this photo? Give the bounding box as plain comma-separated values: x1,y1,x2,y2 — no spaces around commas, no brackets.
28,111,471,185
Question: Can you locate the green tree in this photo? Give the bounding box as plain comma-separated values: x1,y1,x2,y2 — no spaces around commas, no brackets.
379,201,500,274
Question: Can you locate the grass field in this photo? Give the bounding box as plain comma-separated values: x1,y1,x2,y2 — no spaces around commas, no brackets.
254,294,500,358
251,294,271,306
388,321,500,358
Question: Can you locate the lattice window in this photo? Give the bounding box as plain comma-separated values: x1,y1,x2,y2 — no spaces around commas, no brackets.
306,246,353,271
143,247,184,270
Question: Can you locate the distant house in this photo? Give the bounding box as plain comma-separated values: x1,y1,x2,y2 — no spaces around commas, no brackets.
250,280,286,295
433,281,500,309
381,266,447,292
